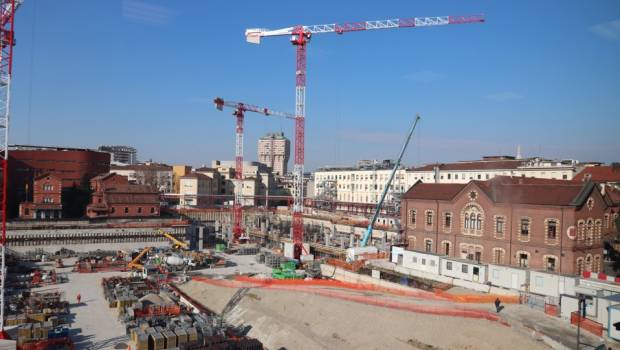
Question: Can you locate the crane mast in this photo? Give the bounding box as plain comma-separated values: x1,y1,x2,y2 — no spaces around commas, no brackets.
0,0,19,338
246,14,484,259
213,97,295,242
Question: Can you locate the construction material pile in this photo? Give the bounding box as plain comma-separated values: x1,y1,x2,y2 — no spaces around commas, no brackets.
255,251,296,268
101,275,263,349
5,291,72,349
236,245,260,255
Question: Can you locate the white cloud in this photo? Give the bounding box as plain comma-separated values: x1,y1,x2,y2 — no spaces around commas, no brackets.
484,92,523,102
404,70,445,83
590,19,620,41
122,0,175,26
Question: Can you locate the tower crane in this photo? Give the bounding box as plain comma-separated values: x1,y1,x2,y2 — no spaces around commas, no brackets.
0,0,20,339
245,14,484,259
213,97,295,242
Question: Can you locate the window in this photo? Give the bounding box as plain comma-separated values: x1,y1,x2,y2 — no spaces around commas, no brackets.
546,256,556,271
547,220,557,240
124,207,129,214
111,207,116,213
409,209,416,225
150,207,155,213
446,261,452,270
426,211,433,226
138,207,142,214
496,217,505,235
444,213,452,228
421,258,426,265
425,239,432,253
462,264,468,273
24,208,29,215
518,252,529,268
447,173,451,180
465,215,470,229
43,197,53,203
443,241,450,256
520,218,530,236
43,183,53,191
477,174,481,180
476,214,482,230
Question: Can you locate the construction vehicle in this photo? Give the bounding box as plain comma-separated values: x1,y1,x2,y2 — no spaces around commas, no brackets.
158,228,189,250
359,115,420,248
246,14,484,260
128,247,152,270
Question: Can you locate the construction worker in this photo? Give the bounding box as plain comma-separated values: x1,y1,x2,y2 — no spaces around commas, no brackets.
77,293,81,304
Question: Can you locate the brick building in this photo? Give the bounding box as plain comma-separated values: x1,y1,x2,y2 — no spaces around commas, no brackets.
6,145,110,217
401,176,616,275
18,173,63,219
86,173,160,218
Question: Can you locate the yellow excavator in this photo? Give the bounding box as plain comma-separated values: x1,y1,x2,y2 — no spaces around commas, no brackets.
158,228,189,250
128,246,152,270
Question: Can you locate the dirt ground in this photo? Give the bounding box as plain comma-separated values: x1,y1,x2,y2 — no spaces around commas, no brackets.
179,279,551,350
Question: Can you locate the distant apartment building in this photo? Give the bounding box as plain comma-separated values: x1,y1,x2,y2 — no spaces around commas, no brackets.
257,132,290,176
6,145,110,218
407,156,580,184
110,163,173,193
98,145,137,165
314,161,407,205
313,156,583,209
400,176,616,275
172,165,192,193
86,173,160,218
19,173,63,219
179,173,213,208
211,160,274,206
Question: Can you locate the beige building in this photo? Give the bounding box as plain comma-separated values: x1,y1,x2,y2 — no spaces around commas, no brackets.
179,173,212,208
314,156,583,207
172,165,192,193
258,132,290,176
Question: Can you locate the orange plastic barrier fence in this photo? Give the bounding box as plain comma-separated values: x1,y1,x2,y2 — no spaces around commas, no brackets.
545,304,558,317
193,276,507,323
570,312,603,337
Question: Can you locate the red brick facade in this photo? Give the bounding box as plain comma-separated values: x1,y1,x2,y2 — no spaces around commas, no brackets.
401,177,616,275
86,173,160,218
18,173,63,219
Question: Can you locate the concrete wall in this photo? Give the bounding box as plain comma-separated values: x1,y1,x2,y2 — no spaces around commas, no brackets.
488,264,528,291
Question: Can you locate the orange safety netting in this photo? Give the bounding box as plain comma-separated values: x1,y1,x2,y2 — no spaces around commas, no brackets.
192,276,510,324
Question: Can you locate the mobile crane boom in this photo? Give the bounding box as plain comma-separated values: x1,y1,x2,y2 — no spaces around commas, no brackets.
360,115,420,247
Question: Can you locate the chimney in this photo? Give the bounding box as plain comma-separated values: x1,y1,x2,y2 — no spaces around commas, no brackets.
601,184,606,197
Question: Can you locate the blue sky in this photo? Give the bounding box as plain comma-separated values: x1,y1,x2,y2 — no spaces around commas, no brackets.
9,1,620,170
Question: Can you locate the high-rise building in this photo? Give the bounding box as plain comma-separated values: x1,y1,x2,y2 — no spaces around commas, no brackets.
257,132,290,176
98,145,138,165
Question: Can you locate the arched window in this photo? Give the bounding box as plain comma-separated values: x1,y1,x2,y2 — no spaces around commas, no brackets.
593,255,601,273
476,214,482,230
465,215,470,229
586,219,594,245
576,258,584,275
585,254,592,272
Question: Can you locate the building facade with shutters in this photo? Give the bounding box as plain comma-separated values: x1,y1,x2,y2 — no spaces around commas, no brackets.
401,176,616,275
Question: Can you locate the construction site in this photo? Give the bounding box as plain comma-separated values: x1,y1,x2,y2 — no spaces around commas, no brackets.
0,1,619,350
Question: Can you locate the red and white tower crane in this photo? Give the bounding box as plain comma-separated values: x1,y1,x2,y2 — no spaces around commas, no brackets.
213,97,295,242
245,14,484,259
0,0,20,338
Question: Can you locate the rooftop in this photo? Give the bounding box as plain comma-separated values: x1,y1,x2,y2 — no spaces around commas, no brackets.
9,144,102,153
573,165,620,183
110,163,172,171
403,176,591,207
